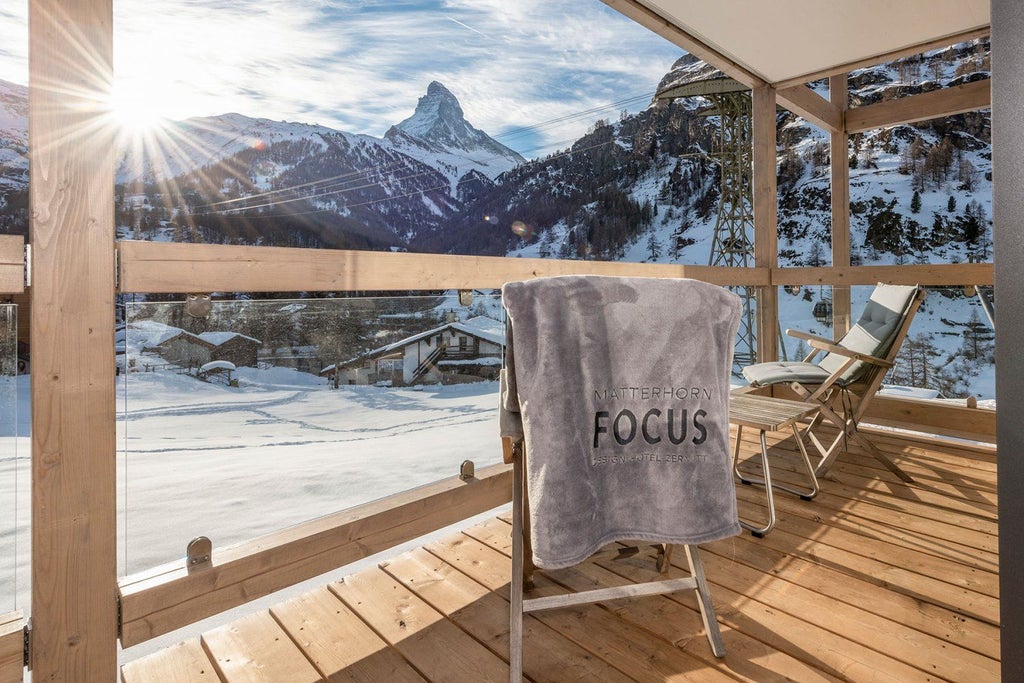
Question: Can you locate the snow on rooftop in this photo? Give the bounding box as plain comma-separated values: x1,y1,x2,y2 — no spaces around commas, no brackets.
198,331,261,346
200,360,237,373
126,320,188,348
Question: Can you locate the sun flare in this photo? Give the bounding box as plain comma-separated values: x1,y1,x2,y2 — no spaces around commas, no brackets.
109,85,167,136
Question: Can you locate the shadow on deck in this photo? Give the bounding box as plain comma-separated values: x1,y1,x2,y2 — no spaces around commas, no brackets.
121,427,999,682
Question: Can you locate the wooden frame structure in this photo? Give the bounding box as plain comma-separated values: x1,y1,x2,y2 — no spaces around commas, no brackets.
5,0,1012,680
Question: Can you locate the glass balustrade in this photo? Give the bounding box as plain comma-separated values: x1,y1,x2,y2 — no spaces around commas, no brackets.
119,292,504,575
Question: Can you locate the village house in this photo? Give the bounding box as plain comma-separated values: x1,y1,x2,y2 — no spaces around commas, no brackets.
197,331,261,368
324,315,504,386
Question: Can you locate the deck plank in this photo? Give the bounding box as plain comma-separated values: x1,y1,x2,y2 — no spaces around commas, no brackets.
733,462,999,569
733,437,1000,539
328,566,509,683
122,432,1002,682
467,518,932,683
428,533,737,682
381,547,635,683
711,530,1000,659
270,587,426,683
121,638,222,683
201,612,323,683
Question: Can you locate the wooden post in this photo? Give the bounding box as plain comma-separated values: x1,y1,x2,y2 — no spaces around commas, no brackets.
830,74,852,336
752,86,779,363
29,0,118,679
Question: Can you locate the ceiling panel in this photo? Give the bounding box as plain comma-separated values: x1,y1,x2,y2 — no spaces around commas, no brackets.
628,0,989,84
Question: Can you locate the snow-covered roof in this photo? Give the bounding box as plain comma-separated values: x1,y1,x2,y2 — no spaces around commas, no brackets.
198,331,261,346
449,316,505,347
321,316,505,375
126,321,198,348
200,360,237,373
372,315,504,356
612,0,988,85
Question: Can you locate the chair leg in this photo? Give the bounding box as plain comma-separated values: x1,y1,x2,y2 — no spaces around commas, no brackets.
812,399,914,483
849,429,915,483
509,455,525,682
684,544,726,658
656,543,673,573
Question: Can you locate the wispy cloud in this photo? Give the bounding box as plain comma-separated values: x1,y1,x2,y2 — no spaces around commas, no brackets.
0,0,682,158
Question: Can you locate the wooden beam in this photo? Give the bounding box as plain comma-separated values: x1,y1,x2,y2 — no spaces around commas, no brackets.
118,462,513,647
29,0,118,678
772,26,991,90
0,612,23,683
846,78,991,133
830,74,852,335
773,263,994,286
864,396,995,444
776,84,842,133
0,236,23,295
599,0,765,89
752,85,779,363
766,384,995,443
116,240,771,293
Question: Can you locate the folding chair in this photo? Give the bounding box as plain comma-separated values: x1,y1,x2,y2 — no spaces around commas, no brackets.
499,275,742,681
742,283,925,482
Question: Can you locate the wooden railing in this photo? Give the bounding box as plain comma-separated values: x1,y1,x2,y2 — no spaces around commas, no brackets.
102,241,999,649
118,463,512,646
0,613,22,683
1,236,998,656
0,237,23,294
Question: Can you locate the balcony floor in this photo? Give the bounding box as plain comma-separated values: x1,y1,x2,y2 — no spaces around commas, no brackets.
121,426,999,682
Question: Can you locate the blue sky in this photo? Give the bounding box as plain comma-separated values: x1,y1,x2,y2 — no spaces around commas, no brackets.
0,1,683,158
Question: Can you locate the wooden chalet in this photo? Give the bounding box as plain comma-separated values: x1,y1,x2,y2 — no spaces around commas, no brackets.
198,332,261,369
1,0,1021,680
323,315,504,386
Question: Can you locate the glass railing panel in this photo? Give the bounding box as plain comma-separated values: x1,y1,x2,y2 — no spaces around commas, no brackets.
776,284,835,363
863,284,995,401
768,284,994,401
0,304,21,613
119,292,504,575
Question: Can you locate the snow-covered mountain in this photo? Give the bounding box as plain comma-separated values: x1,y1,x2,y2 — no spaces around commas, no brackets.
474,42,993,397
0,80,522,248
0,44,996,396
384,81,524,186
118,113,342,186
0,79,27,191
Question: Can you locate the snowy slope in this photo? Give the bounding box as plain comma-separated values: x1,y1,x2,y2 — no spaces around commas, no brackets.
118,113,339,185
0,79,27,190
504,41,994,397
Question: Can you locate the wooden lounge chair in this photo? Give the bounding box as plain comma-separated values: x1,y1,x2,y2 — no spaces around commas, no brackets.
742,283,926,482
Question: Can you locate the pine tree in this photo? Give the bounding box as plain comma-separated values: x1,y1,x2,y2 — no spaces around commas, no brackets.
910,190,922,214
930,212,949,247
645,231,662,261
806,239,826,267
947,195,957,213
957,154,978,191
961,309,994,362
537,229,555,259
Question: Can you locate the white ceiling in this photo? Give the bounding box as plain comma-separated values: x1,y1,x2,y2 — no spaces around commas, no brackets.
627,0,990,84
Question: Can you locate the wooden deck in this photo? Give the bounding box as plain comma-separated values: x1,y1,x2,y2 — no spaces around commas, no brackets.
121,426,999,682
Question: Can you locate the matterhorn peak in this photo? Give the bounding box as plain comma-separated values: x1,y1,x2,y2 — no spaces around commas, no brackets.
393,81,468,140
384,81,524,179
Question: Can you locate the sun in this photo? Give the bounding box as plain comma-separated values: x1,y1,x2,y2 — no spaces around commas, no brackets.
108,84,167,136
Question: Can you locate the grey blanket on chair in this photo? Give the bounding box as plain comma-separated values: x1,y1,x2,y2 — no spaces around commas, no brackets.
501,275,742,569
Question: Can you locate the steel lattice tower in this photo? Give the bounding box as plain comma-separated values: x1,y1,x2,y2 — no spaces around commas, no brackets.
658,72,763,369
701,91,757,367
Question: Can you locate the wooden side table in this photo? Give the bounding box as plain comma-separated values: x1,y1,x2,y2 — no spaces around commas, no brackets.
729,394,821,537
